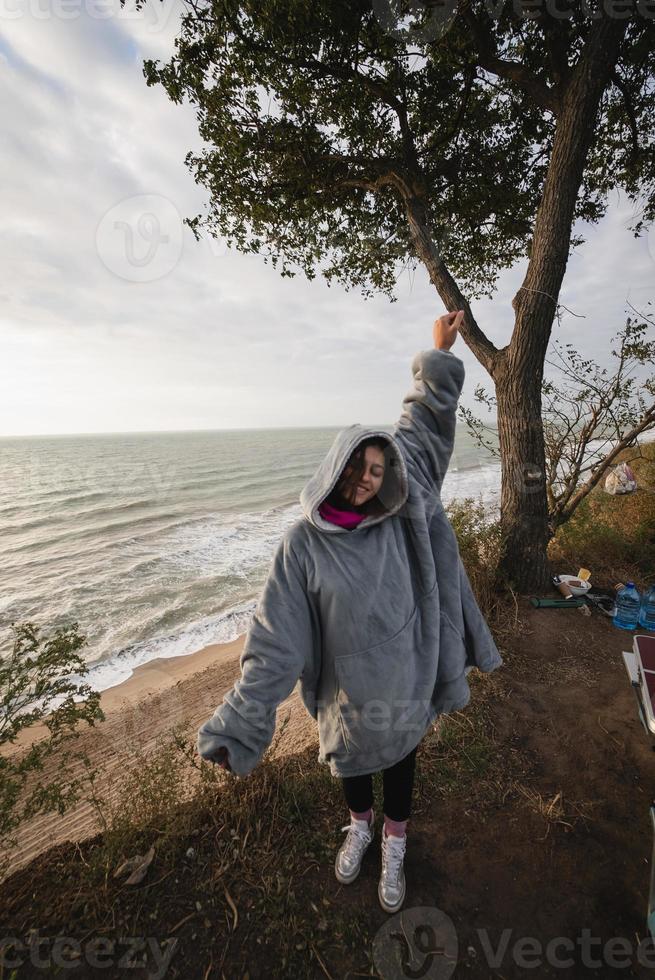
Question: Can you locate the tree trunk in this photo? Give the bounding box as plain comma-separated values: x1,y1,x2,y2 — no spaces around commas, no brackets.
491,14,629,594
404,15,629,596
493,354,554,594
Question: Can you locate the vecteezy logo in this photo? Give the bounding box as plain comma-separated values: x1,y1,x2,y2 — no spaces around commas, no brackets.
95,194,184,282
372,0,458,44
372,906,458,980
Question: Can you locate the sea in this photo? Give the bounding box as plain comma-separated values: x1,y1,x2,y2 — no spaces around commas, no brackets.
1,424,645,696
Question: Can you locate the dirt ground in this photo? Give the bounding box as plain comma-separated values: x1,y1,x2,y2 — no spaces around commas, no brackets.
3,594,655,978
250,593,655,980
405,595,655,979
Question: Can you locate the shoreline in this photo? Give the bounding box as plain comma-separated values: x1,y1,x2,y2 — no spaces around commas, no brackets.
9,633,248,753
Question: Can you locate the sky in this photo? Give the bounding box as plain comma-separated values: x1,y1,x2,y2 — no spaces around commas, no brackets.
1,3,654,437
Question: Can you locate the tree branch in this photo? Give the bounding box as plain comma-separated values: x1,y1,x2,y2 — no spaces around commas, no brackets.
404,195,500,374
461,2,563,115
610,67,641,168
542,14,573,95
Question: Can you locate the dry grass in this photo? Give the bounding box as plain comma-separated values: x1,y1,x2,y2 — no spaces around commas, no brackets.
510,783,601,841
415,670,512,809
508,648,602,689
2,725,362,978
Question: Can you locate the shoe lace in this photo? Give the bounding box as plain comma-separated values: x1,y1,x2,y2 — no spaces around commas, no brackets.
382,833,406,880
339,820,371,856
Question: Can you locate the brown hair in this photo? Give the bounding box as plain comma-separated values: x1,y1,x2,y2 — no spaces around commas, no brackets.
324,436,390,518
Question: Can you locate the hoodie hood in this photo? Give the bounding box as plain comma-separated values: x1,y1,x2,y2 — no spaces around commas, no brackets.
299,424,409,533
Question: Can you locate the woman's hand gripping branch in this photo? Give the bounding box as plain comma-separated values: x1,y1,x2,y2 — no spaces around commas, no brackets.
433,310,464,352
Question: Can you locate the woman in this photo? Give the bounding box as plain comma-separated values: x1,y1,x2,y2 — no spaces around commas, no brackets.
197,310,503,914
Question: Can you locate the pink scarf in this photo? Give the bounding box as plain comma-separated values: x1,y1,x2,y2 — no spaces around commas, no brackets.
318,499,367,529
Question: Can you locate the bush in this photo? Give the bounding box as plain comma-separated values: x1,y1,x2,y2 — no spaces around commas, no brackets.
445,495,504,623
0,622,105,878
547,441,655,587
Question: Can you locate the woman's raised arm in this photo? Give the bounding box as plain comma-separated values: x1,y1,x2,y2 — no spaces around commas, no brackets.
392,311,466,500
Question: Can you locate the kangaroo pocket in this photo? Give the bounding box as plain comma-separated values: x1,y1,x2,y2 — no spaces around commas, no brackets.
334,595,435,753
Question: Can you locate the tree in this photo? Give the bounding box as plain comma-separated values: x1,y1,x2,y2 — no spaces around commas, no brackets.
131,0,655,590
460,302,655,537
0,623,105,878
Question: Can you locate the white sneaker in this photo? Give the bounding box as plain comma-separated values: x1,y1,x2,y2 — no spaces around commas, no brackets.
378,824,407,913
334,809,375,884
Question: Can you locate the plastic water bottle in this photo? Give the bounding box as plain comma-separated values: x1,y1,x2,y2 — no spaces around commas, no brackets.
613,582,642,631
639,585,655,632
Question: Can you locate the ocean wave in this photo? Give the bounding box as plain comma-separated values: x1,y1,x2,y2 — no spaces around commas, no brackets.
55,600,259,704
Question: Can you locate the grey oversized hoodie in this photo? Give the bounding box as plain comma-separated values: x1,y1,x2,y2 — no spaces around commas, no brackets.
197,348,503,778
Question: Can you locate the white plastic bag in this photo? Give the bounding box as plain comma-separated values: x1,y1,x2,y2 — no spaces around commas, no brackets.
604,461,637,495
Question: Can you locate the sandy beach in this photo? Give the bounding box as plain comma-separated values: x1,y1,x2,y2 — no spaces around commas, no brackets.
3,634,319,878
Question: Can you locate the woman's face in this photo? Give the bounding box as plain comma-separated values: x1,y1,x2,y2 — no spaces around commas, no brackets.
338,445,386,506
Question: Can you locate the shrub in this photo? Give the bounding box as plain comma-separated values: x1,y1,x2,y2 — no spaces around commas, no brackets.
0,622,105,877
445,495,504,623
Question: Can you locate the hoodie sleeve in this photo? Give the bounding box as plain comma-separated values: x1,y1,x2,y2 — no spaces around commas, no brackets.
197,533,318,777
392,348,466,499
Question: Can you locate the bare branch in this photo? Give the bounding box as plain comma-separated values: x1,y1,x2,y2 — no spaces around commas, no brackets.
557,408,655,522
544,313,655,526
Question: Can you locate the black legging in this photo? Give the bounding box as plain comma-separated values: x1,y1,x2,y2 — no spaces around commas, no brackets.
340,743,418,822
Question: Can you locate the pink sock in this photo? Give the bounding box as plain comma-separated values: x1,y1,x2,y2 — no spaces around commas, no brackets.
384,815,408,838
350,807,372,825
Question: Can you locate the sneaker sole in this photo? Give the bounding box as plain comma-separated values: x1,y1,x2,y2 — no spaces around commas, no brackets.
335,861,361,885
378,880,406,913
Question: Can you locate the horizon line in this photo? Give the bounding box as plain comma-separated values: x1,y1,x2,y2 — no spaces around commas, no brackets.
0,421,496,439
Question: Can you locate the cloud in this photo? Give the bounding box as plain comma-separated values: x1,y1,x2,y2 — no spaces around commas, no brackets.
0,9,653,436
